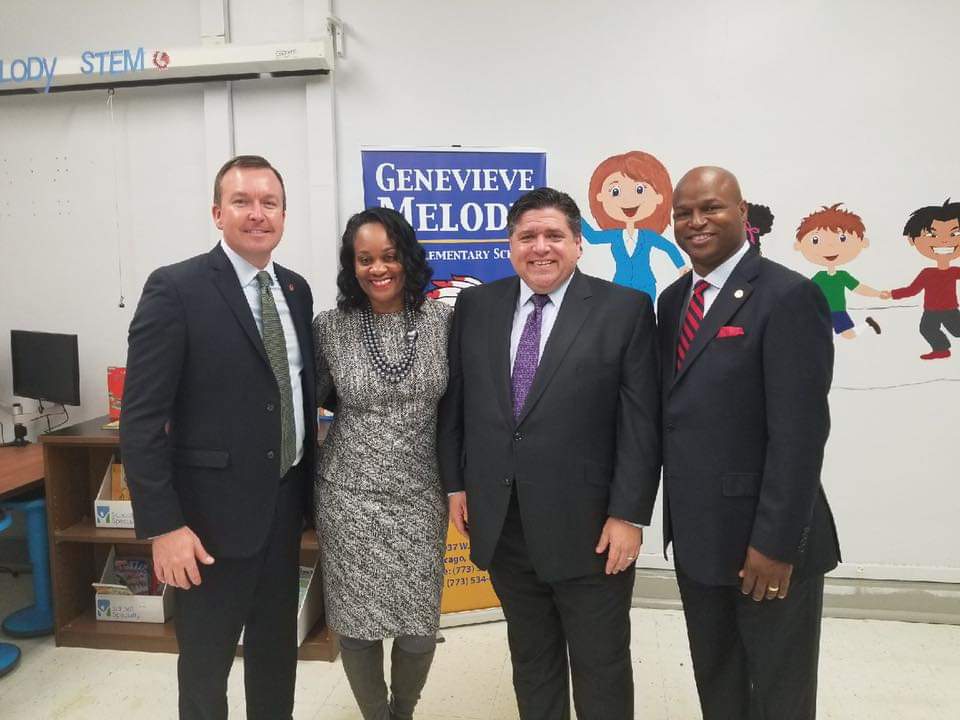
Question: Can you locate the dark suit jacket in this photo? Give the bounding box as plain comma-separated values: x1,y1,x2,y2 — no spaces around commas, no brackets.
657,248,840,586
120,244,316,559
438,269,661,583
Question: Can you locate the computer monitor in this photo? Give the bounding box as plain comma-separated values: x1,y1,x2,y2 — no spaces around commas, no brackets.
10,330,81,406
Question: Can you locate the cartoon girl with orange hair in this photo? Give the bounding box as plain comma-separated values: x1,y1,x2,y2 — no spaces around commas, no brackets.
583,150,687,300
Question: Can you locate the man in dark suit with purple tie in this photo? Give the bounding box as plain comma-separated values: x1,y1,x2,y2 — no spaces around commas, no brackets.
439,187,661,719
658,166,841,720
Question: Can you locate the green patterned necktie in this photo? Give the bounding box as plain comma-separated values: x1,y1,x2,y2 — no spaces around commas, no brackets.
256,271,296,478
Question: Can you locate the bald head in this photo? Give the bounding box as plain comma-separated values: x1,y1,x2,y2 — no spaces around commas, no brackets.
672,166,748,276
675,166,743,203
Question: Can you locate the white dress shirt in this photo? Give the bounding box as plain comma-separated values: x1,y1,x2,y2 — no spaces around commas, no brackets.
220,239,305,467
509,272,576,368
688,240,751,315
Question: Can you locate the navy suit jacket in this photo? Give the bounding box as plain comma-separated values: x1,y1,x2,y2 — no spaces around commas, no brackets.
657,248,840,586
120,244,316,558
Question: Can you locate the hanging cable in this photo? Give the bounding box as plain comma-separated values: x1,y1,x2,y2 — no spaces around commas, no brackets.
107,88,126,308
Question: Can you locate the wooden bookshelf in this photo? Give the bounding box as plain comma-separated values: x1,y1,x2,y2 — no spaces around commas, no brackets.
55,518,320,551
41,416,336,661
58,607,337,660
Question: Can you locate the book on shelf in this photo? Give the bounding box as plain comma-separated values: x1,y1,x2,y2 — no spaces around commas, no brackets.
102,366,125,429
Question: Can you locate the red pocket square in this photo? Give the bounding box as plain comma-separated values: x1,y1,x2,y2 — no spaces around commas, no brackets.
716,326,745,338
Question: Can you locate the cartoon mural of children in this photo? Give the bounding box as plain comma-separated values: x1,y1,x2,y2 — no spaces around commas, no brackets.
794,203,884,339
745,202,774,253
582,150,686,300
886,199,960,360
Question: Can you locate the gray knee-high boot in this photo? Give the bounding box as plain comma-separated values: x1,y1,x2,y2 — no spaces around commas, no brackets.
339,640,390,720
388,642,436,720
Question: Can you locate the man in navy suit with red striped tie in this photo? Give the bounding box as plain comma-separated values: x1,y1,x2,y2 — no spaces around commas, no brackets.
657,167,841,720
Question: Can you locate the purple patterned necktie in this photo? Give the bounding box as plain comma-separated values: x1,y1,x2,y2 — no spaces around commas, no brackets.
511,293,550,419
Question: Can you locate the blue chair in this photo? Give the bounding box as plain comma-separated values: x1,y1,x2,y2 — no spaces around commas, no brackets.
0,498,53,637
0,509,22,677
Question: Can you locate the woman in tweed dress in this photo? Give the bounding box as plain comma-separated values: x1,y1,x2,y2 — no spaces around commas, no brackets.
313,207,451,720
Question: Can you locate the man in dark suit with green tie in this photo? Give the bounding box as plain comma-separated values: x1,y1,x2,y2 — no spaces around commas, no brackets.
121,155,316,720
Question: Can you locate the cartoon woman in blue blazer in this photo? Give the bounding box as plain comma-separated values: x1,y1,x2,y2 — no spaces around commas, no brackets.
583,150,687,300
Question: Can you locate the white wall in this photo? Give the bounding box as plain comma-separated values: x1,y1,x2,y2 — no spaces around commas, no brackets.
329,1,960,581
1,1,957,581
0,0,339,436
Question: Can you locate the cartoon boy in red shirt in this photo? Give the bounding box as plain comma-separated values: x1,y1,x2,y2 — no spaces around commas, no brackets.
888,200,960,360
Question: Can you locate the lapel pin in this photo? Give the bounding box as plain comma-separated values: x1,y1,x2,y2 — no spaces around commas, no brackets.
288,283,295,292
734,289,744,299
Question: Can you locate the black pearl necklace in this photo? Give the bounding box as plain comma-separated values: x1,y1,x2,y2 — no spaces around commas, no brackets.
360,303,418,383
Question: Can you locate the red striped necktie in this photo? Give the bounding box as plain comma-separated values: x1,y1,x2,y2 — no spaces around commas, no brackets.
676,279,710,371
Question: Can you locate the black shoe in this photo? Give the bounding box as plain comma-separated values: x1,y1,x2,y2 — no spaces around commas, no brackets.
865,316,881,334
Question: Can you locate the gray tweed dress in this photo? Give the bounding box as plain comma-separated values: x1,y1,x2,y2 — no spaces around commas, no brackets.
313,299,452,640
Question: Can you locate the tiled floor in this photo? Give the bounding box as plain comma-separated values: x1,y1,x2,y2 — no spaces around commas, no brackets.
2,572,958,719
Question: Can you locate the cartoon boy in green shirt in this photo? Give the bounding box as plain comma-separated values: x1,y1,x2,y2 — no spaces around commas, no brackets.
795,203,887,339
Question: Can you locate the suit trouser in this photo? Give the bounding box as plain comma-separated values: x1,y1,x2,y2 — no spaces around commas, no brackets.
174,463,305,720
919,309,960,351
676,566,826,720
487,491,634,720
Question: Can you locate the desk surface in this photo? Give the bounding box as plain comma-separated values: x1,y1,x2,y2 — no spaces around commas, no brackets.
0,443,45,500
40,415,118,446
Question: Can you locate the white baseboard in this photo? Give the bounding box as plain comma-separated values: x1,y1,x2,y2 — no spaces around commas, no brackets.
438,570,960,628
632,569,960,625
439,606,505,628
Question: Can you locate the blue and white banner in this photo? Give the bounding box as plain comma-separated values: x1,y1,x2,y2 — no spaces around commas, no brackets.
361,147,547,303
